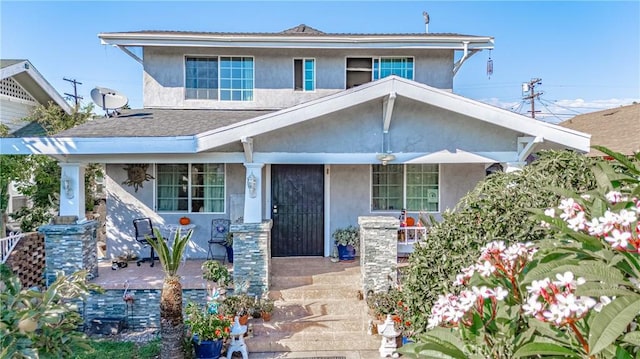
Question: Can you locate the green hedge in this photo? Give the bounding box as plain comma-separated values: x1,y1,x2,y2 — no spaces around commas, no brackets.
402,150,598,334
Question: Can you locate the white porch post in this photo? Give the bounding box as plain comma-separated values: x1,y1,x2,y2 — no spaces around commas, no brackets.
59,163,86,219
243,163,264,223
504,162,525,173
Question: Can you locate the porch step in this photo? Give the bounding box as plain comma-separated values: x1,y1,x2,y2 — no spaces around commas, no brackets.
246,258,380,352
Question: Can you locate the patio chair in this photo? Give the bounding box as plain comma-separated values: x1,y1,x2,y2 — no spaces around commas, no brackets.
133,217,159,267
208,218,230,262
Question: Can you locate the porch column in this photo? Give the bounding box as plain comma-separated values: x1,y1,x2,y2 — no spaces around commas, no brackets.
359,216,399,296
59,163,86,219
505,162,525,173
230,220,272,297
243,163,264,223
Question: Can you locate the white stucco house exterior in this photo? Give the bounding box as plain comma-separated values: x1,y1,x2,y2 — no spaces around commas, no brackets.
0,25,590,260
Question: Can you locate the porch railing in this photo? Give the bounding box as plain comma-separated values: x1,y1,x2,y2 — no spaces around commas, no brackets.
1,231,24,264
397,226,428,245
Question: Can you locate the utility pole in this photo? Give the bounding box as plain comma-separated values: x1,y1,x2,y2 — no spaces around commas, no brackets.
522,78,542,118
63,78,83,107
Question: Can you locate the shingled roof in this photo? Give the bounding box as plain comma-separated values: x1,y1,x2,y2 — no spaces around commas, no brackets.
100,24,480,38
55,109,275,138
559,103,640,156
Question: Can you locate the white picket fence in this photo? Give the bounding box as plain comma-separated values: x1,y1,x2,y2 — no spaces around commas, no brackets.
1,231,24,264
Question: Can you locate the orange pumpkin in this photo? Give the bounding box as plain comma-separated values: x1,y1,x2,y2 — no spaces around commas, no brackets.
179,216,190,225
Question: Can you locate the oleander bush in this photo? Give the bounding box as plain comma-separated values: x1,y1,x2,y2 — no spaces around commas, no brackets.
402,150,599,335
401,147,640,358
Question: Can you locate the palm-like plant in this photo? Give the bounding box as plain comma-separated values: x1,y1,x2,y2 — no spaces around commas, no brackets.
146,227,192,359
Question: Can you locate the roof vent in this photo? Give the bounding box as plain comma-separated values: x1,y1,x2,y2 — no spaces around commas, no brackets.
423,11,430,33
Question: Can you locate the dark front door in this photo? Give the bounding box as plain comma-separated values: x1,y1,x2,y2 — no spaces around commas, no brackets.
271,165,324,257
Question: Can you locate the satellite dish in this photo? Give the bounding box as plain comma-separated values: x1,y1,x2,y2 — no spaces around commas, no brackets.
91,87,128,117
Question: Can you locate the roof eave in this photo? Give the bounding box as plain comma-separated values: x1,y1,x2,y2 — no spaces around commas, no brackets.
0,136,197,155
98,33,494,50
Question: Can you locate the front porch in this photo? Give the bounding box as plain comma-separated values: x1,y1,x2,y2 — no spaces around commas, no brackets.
86,257,383,352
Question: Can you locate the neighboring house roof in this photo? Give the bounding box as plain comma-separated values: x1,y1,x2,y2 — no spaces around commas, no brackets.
559,103,640,156
2,76,590,158
0,59,72,114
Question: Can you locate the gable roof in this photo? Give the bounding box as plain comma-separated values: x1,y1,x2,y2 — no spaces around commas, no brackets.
559,103,640,156
1,76,590,157
0,59,72,114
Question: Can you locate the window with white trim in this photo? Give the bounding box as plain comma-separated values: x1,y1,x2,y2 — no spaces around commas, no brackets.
346,57,414,89
156,164,225,213
294,58,315,91
371,164,439,212
185,56,254,101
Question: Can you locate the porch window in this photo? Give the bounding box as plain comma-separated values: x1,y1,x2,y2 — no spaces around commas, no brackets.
156,164,225,213
294,58,315,91
185,56,254,101
371,164,439,212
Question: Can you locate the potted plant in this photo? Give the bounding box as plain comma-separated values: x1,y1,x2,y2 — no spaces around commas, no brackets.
201,260,230,287
332,225,360,261
220,294,254,325
185,302,232,359
260,298,275,321
224,232,234,263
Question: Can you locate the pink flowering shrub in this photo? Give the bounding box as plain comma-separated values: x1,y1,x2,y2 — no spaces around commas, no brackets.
401,147,640,359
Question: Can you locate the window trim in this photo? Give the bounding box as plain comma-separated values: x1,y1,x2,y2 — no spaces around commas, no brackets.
369,163,440,213
293,58,316,92
184,55,255,102
155,163,226,214
345,56,415,89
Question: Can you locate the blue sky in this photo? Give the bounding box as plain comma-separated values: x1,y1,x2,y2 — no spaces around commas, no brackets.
1,1,638,123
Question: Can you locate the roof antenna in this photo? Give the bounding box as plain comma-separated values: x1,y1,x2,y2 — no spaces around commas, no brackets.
423,11,430,33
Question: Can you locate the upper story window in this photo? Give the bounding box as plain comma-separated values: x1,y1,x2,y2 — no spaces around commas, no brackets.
371,164,439,212
346,57,414,89
373,57,414,81
294,58,315,91
185,56,254,101
157,163,225,213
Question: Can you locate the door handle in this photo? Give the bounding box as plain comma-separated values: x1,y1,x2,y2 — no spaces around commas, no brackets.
272,204,278,214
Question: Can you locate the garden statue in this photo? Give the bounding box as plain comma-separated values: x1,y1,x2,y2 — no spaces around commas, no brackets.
227,316,248,359
378,314,400,358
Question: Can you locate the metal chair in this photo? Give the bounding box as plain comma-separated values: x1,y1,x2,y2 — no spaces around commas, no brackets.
208,218,230,262
133,218,159,267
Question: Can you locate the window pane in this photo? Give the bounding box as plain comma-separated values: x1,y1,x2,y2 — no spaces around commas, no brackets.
219,57,254,101
406,164,438,212
371,164,403,211
185,57,218,99
378,57,414,80
157,164,189,212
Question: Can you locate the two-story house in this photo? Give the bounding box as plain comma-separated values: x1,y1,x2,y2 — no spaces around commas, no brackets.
1,25,590,263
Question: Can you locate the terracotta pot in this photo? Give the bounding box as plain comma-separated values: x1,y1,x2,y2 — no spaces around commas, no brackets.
262,312,272,321
239,314,249,325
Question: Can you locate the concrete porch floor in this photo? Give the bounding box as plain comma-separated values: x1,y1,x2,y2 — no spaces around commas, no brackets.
91,258,218,289
89,257,396,357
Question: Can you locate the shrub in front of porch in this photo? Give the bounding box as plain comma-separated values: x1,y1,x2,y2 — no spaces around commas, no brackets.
0,264,103,358
402,150,599,335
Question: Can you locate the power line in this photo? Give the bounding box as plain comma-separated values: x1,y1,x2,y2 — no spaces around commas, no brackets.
63,78,83,107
